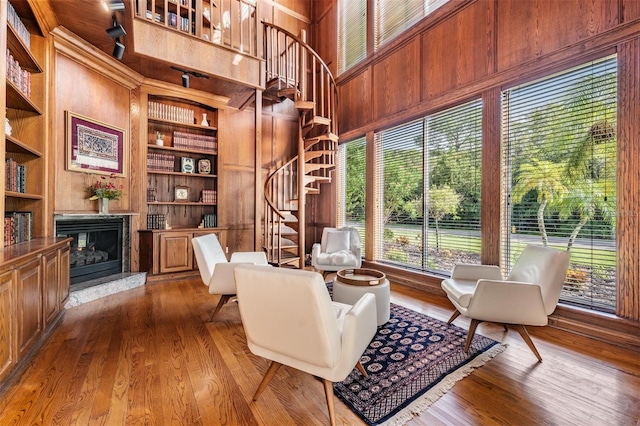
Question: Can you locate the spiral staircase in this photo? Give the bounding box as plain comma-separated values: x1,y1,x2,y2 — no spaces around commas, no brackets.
262,23,338,268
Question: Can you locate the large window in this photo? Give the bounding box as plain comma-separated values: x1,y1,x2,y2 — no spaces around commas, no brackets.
373,99,482,273
502,56,617,312
337,137,366,255
338,0,451,74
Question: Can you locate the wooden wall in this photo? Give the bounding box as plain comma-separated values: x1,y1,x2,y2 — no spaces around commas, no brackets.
313,0,640,328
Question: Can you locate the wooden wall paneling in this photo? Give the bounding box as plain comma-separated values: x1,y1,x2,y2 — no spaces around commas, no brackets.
480,88,501,266
53,53,131,214
616,37,640,321
0,271,15,383
622,0,640,22
337,67,373,135
313,1,337,75
16,258,41,358
422,0,492,100
496,0,619,72
219,108,256,252
372,39,421,121
129,87,142,271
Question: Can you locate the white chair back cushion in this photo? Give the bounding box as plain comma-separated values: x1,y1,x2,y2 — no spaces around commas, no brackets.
234,266,342,369
192,233,228,284
320,227,339,252
507,245,571,315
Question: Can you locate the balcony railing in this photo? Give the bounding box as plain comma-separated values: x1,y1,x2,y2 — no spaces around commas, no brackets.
134,0,258,56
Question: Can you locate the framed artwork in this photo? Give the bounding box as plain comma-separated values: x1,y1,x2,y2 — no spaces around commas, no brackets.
65,111,127,177
197,158,211,174
180,157,195,173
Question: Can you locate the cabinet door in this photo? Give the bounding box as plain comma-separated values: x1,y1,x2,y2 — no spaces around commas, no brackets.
16,258,42,358
160,232,193,273
0,271,16,382
59,245,70,305
42,250,59,328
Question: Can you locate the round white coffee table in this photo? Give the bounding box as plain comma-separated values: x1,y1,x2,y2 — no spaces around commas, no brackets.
334,268,390,326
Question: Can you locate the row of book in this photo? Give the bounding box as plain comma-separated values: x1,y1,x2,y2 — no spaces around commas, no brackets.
173,131,217,152
168,12,191,32
202,214,218,228
148,101,194,124
201,189,217,204
147,214,167,230
147,152,176,172
7,1,31,48
6,49,32,99
5,158,26,193
4,211,32,247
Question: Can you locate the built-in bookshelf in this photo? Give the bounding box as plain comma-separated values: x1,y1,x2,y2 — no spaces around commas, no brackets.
144,96,218,230
3,0,46,247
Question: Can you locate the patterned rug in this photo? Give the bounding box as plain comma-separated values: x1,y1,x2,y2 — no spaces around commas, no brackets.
330,286,506,425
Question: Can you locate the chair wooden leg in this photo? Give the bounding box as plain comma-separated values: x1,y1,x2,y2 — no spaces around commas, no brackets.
252,361,282,401
464,319,482,353
447,310,461,325
322,378,337,426
356,360,367,377
209,294,233,321
514,324,543,362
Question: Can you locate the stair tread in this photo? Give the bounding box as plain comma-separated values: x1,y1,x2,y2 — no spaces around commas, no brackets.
295,101,314,110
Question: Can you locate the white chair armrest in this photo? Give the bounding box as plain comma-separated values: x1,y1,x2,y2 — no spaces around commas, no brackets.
311,243,321,268
335,293,377,380
230,251,269,265
351,246,362,267
466,279,548,325
451,264,503,281
209,262,251,294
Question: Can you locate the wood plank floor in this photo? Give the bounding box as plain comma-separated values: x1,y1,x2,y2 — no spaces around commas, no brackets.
0,276,639,425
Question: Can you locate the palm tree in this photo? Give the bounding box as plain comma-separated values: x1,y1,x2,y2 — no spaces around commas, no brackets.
511,159,568,246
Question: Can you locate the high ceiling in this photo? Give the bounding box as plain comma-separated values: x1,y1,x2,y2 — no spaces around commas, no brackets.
46,0,256,107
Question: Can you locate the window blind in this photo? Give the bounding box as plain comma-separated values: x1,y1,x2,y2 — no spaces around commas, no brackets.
338,137,367,256
375,0,449,49
502,56,617,312
337,0,367,74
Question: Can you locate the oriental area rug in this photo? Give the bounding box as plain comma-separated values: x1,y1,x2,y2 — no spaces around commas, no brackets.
329,285,506,426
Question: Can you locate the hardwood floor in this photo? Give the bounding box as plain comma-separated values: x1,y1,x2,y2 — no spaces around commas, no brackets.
0,276,638,425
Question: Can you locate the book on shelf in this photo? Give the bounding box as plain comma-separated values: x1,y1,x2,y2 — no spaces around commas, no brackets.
5,158,27,193
4,211,33,247
148,101,194,124
146,152,176,172
6,1,31,48
200,189,217,204
202,214,217,228
146,214,167,230
173,131,217,152
6,49,32,98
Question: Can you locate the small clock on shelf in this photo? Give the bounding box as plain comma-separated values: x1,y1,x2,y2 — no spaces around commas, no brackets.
174,185,190,202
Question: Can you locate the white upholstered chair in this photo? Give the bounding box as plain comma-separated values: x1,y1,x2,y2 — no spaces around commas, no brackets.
311,227,362,278
191,233,269,321
233,265,377,426
441,244,570,362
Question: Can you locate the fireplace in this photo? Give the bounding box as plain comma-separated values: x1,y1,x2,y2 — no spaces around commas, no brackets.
56,218,124,286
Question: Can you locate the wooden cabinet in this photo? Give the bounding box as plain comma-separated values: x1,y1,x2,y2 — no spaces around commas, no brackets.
139,228,226,275
0,271,15,383
2,0,47,247
0,238,71,386
16,257,41,358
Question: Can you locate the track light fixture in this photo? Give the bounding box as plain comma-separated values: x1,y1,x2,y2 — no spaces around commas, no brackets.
102,1,125,12
171,66,209,89
106,16,126,39
113,38,125,60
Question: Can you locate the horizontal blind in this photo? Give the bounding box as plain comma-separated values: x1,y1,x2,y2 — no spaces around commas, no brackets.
375,0,450,49
338,0,367,74
375,119,424,267
502,56,617,312
339,137,367,256
425,99,483,274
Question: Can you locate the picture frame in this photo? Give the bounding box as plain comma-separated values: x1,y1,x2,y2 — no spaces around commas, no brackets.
181,157,195,173
197,158,211,174
65,111,127,177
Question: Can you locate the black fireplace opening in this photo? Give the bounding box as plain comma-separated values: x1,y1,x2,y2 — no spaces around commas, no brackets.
56,219,123,286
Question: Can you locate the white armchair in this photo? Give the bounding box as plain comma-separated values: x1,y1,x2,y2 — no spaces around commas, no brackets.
233,265,377,426
441,244,570,362
311,227,362,278
191,233,269,321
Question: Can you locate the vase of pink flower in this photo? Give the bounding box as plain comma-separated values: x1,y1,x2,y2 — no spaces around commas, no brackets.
87,174,123,214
